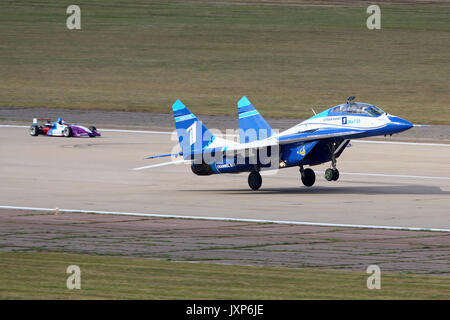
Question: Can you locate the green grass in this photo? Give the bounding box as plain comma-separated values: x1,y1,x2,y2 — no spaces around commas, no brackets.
0,1,449,124
0,251,449,299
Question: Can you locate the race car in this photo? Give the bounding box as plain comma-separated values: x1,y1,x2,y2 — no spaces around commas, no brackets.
29,118,101,137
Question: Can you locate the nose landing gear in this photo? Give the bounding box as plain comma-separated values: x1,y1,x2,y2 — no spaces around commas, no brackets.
325,168,339,181
325,141,340,181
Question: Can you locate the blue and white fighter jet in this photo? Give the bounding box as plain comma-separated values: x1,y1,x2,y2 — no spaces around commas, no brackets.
146,96,413,190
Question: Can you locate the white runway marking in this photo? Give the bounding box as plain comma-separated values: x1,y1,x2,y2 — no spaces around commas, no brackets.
0,125,28,128
101,129,172,135
352,140,450,147
1,125,449,147
0,125,173,134
316,171,450,181
0,205,449,233
132,159,186,170
133,164,450,181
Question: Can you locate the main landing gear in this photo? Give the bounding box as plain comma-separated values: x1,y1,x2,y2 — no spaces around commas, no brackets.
248,171,262,191
300,166,315,187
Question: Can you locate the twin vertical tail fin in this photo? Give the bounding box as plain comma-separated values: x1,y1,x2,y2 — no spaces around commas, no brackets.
172,100,215,160
171,97,271,159
237,96,273,143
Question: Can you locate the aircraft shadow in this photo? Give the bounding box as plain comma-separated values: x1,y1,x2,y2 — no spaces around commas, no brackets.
184,185,449,196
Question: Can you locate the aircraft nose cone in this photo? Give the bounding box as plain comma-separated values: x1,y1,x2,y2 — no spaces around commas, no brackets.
388,116,414,132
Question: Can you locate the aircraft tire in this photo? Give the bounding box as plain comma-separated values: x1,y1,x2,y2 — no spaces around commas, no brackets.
248,171,262,191
325,168,334,181
301,168,316,187
332,168,340,181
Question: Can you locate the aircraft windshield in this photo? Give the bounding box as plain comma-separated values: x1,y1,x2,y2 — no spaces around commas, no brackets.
330,103,385,117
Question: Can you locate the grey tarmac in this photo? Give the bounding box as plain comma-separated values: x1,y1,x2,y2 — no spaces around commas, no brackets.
0,126,449,230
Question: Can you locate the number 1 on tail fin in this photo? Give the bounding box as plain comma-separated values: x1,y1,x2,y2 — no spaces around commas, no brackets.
186,122,197,146
172,100,215,160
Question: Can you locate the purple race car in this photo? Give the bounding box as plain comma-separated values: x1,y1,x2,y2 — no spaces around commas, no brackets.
29,118,101,137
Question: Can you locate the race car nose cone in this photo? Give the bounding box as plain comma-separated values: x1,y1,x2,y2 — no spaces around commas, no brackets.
388,116,414,133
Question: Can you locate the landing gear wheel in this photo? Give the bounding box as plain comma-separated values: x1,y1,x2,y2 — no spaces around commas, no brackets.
63,127,73,137
248,171,262,191
332,168,339,181
325,168,334,181
301,168,316,187
29,125,38,136
325,168,339,181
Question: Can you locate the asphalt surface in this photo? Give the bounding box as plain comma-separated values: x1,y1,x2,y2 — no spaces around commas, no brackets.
1,209,449,275
1,126,449,230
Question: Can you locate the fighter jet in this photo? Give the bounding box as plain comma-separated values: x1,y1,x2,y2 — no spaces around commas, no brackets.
143,96,413,190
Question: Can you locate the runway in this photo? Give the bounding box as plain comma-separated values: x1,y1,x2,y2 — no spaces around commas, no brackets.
1,126,449,230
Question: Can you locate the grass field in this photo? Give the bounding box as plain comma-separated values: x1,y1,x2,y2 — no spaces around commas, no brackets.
0,251,449,299
0,0,449,124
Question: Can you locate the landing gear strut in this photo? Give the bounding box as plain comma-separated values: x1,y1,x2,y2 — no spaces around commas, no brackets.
248,171,262,190
300,166,315,187
325,141,340,181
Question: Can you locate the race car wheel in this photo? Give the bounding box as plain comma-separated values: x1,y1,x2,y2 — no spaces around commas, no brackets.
63,127,73,137
89,126,97,133
29,125,38,136
301,168,316,187
248,171,262,191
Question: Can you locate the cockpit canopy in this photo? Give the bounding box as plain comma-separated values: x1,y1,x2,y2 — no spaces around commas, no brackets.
329,102,385,117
